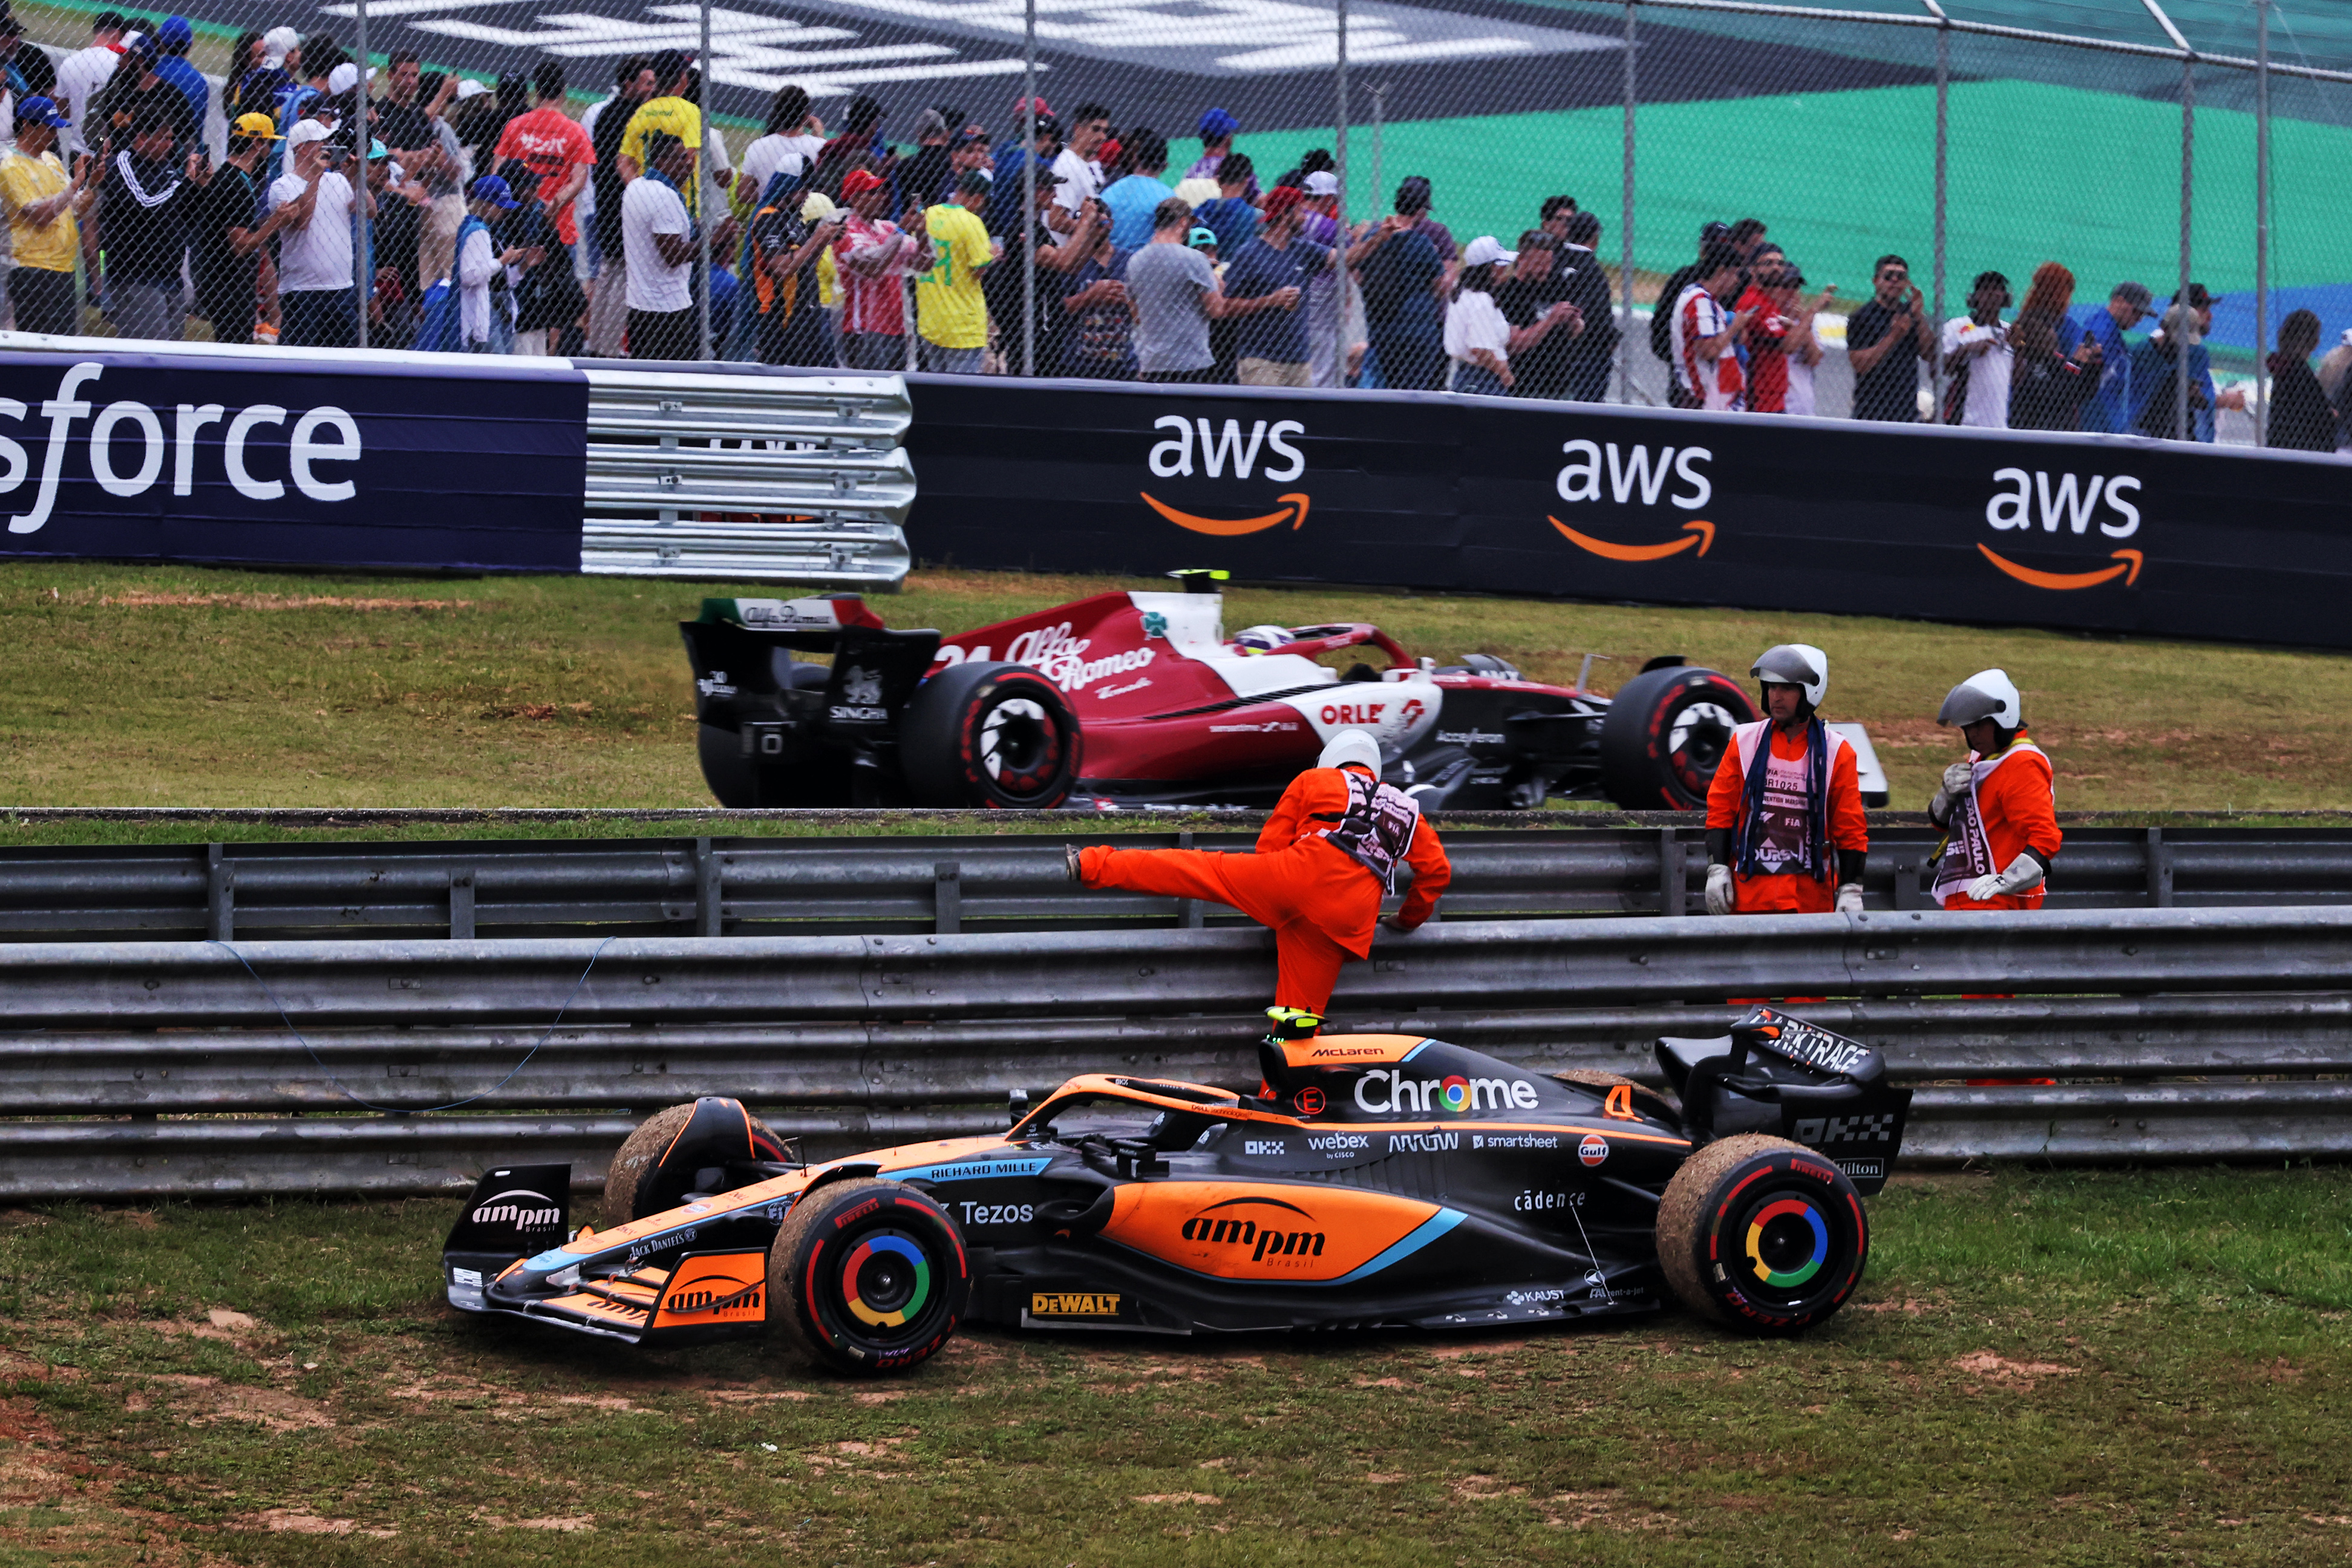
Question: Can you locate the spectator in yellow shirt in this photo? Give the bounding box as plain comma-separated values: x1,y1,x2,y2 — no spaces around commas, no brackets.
0,96,97,336
918,169,997,373
617,50,732,215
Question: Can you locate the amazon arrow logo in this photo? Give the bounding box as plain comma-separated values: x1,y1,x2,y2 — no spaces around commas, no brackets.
1549,517,1715,562
1142,492,1311,536
1979,544,2143,590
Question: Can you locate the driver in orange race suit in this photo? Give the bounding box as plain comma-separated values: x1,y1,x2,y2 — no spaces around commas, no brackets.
1702,643,1868,917
1067,730,1451,1020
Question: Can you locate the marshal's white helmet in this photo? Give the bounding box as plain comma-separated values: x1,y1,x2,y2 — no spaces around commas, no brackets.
1751,644,1828,710
1230,624,1295,656
1318,728,1382,774
1938,668,2022,730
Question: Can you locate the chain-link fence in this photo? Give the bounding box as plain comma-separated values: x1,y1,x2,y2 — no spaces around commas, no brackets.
0,0,2344,447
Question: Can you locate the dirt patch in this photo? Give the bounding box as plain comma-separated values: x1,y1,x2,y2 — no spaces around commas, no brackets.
1952,1351,2079,1388
206,1309,257,1331
484,1515,596,1531
1134,1493,1220,1505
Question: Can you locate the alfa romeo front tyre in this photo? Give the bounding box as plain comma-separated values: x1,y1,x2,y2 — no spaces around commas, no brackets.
1596,664,1757,811
900,661,1081,809
768,1179,969,1375
1656,1134,1869,1334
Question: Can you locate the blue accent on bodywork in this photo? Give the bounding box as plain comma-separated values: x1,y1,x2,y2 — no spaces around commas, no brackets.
1325,1208,1466,1284
886,1155,1053,1183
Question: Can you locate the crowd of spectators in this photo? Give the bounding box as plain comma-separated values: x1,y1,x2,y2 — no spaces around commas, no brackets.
0,20,2332,451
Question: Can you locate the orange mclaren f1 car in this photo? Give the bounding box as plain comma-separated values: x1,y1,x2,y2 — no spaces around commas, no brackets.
444,1008,1910,1373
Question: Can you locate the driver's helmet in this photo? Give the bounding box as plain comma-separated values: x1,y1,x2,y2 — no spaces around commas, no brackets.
1230,624,1295,656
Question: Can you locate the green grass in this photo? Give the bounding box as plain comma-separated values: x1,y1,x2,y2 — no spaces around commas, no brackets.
3,560,2351,818
1,1168,2349,1564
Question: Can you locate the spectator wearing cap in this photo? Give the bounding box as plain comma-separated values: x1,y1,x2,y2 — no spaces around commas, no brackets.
94,30,195,164
1186,106,1252,194
390,64,472,305
1445,236,1520,397
1491,232,1583,400
916,168,996,373
269,116,373,347
2265,309,2336,452
493,62,595,265
1348,180,1449,391
1100,128,1172,250
1191,154,1258,256
621,130,697,359
56,10,126,158
2076,281,2154,434
1,95,95,334
985,161,1093,370
1650,220,1730,390
2131,284,2243,442
231,25,297,123
1292,169,1354,388
1739,258,1826,416
832,165,930,371
188,110,278,344
455,172,531,351
1131,195,1270,384
96,102,192,339
1049,102,1110,238
1938,270,2013,429
1846,253,1934,421
746,168,840,367
151,18,205,131
1668,238,1754,413
1218,186,1328,387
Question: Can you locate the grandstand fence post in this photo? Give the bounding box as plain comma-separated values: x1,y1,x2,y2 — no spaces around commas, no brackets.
1618,0,1634,405
697,0,713,361
2175,55,2192,442
1334,0,1349,390
354,0,368,350
2253,0,2270,441
1930,16,1946,421
1021,0,1036,377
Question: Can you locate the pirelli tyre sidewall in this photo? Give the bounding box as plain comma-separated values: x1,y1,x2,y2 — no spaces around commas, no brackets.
899,661,1081,809
1658,1134,1869,1335
1596,665,1758,811
771,1178,969,1376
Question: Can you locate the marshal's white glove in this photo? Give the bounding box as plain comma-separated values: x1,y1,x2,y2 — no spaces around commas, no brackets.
1834,882,1864,915
1929,760,1974,823
1965,852,2046,904
1704,863,1735,916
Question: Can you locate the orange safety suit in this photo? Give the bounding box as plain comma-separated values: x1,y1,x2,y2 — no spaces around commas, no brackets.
1933,733,2062,910
1078,765,1452,1014
1704,720,1868,913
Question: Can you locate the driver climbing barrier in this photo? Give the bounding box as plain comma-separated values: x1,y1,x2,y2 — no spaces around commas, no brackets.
2,904,2349,1198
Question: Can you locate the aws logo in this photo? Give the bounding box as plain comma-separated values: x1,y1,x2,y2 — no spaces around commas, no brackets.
1143,416,1310,535
1980,467,2145,590
1549,440,1718,561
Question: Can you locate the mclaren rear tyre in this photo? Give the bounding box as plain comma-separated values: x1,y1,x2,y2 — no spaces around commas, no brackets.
1596,664,1758,811
1549,1068,1679,1123
900,661,1081,809
604,1099,788,1228
1656,1134,1869,1335
768,1178,969,1376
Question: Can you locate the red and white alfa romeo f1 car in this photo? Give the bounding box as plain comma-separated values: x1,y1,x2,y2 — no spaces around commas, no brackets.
681,575,1870,812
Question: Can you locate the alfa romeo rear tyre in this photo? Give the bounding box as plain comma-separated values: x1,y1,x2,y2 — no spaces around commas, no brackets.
1597,665,1758,811
604,1100,787,1227
1656,1134,1869,1334
769,1178,969,1375
900,661,1081,809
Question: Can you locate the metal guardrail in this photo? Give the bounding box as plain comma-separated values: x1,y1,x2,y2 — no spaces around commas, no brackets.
5,826,2351,944
1,907,2347,1198
577,366,912,587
